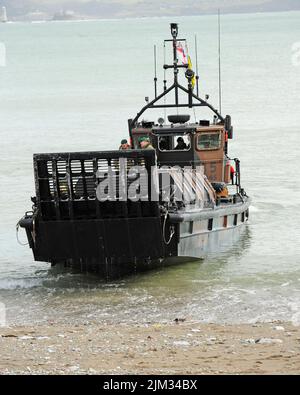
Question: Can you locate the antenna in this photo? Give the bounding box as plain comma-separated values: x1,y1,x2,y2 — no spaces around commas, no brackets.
154,45,158,98
194,35,199,97
163,41,167,120
163,41,167,92
218,9,222,115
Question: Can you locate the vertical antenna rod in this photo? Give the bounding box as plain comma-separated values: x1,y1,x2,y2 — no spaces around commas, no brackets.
170,23,179,105
154,45,158,98
218,9,222,115
194,35,199,97
163,41,167,92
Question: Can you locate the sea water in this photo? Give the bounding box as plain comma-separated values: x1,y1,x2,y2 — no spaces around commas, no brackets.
0,11,299,326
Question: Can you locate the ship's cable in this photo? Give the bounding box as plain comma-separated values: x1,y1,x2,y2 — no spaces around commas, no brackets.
16,221,29,246
163,210,175,245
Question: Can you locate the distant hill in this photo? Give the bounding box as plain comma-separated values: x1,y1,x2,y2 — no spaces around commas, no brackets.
2,0,300,21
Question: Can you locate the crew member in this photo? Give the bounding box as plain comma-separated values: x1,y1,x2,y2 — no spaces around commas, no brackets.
119,139,131,150
159,137,168,151
139,137,154,150
174,137,187,150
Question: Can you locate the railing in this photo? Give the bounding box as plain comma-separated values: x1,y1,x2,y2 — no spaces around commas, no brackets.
226,158,242,194
34,150,159,221
157,167,216,208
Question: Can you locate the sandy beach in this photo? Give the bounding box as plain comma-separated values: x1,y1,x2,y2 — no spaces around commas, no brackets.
0,321,299,375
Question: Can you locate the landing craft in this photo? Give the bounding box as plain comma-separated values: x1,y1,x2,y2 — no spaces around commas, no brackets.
18,24,251,279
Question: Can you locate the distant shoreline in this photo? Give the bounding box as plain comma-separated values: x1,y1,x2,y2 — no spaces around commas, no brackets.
4,8,300,24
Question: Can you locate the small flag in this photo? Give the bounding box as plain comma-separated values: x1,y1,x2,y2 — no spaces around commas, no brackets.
188,55,196,89
176,42,188,65
176,42,196,90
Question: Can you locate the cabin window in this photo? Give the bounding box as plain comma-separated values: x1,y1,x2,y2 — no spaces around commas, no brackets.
197,132,221,151
158,135,191,152
208,218,213,231
223,216,228,228
241,212,245,223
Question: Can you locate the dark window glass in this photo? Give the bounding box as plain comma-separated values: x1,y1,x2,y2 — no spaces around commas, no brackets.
158,135,191,152
197,133,221,151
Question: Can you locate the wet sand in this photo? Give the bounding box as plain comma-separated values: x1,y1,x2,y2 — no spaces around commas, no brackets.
0,321,299,375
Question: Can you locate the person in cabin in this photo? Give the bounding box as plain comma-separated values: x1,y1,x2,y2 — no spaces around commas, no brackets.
174,137,187,150
119,139,131,150
139,137,154,150
159,137,168,151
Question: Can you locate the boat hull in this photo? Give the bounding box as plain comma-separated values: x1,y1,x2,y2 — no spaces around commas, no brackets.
173,198,251,259
20,197,250,279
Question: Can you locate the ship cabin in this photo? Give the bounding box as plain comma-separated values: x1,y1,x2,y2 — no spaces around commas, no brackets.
130,115,234,188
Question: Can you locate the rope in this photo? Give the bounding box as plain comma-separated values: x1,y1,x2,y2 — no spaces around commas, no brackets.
16,221,29,246
32,216,36,243
16,210,36,246
162,210,175,245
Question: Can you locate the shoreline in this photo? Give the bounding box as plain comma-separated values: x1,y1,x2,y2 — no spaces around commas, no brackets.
5,9,300,24
1,321,299,375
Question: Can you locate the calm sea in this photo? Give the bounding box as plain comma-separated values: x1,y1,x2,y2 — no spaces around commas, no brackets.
0,11,300,326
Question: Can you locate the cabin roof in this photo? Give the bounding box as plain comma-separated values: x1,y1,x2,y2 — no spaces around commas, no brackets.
151,124,225,134
152,124,196,134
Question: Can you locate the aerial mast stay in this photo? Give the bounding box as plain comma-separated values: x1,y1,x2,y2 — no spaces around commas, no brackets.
128,23,225,139
154,45,158,98
218,9,222,115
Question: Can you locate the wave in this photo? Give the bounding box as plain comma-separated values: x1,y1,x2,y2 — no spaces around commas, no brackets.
0,277,44,290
